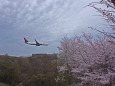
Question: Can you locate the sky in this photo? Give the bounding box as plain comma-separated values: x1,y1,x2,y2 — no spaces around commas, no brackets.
0,0,108,56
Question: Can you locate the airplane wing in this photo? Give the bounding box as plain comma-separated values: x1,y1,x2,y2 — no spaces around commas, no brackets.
35,39,40,46
35,39,48,46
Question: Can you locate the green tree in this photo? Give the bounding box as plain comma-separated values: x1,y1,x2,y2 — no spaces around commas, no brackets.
0,59,20,85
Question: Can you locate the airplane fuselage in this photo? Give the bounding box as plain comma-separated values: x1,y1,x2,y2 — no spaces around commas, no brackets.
24,38,48,46
25,42,40,46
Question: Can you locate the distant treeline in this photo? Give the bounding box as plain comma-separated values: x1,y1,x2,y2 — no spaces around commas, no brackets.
0,54,75,86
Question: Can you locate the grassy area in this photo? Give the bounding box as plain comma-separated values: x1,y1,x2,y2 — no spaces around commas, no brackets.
0,82,10,86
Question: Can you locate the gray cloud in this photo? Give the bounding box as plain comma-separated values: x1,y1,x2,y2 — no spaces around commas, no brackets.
0,0,106,56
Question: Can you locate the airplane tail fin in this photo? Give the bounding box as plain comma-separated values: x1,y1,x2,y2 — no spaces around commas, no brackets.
24,38,28,43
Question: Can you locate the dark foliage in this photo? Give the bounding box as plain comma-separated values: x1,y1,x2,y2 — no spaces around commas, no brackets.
111,0,115,6
0,54,75,86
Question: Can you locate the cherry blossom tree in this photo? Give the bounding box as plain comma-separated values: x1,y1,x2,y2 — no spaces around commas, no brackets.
58,0,115,85
59,34,115,85
88,0,115,40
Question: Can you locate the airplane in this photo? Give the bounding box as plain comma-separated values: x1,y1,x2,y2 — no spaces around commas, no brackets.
24,38,48,46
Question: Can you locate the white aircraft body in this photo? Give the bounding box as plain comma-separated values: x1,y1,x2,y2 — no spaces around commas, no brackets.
24,38,48,46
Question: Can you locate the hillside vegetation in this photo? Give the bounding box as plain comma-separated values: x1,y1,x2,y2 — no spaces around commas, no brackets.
0,82,10,86
0,54,75,86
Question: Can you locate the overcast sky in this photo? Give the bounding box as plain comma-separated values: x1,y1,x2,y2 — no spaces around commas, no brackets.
0,0,108,56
